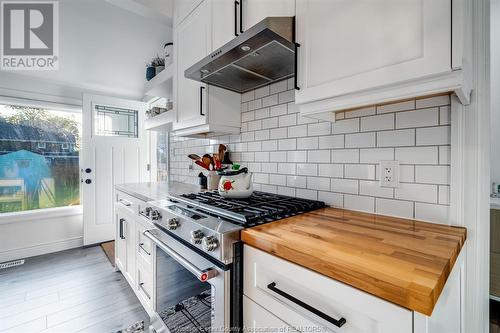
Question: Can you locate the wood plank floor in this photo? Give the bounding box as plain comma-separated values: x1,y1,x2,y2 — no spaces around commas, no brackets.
0,246,149,333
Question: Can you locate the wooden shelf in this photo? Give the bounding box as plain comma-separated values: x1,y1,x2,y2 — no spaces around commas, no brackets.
144,110,174,131
144,64,173,99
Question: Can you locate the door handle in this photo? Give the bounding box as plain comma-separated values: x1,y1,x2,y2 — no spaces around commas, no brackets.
144,230,217,282
199,86,206,116
267,282,347,328
294,42,300,90
119,218,126,239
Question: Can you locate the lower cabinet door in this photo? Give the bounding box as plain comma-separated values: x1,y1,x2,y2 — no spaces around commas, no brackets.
136,259,154,311
243,296,293,333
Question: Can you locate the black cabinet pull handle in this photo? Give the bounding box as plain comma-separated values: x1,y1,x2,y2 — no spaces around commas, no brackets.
294,43,300,90
119,218,125,240
239,0,243,33
139,243,151,256
234,1,239,36
200,86,205,116
267,282,346,328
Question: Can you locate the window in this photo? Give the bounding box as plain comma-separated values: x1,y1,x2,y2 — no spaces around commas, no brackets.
0,104,81,213
94,104,138,138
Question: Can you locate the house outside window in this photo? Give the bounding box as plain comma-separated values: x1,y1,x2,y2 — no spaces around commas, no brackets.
0,104,81,213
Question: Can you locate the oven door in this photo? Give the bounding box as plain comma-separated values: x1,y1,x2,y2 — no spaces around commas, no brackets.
144,229,231,333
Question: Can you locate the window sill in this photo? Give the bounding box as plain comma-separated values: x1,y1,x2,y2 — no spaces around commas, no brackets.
0,205,83,225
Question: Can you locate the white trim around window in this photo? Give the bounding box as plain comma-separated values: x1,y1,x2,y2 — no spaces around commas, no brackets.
0,205,83,225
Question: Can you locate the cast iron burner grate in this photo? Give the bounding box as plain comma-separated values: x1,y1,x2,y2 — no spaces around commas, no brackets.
179,191,326,226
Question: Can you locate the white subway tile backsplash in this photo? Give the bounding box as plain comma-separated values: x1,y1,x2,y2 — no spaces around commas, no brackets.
416,126,450,146
297,163,318,176
377,100,415,114
279,114,297,127
307,177,331,191
308,122,331,136
333,118,359,134
319,164,343,178
308,150,331,163
360,180,393,198
416,95,451,109
287,175,307,188
415,203,449,224
396,108,439,129
376,198,413,219
360,148,394,163
415,166,450,185
318,191,343,207
395,183,438,203
332,149,359,163
395,147,438,164
344,195,374,213
171,86,451,224
297,137,319,150
345,132,376,148
345,164,376,180
331,178,358,194
377,129,415,147
361,114,394,132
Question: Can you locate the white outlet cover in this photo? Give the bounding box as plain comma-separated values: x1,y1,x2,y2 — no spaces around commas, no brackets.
380,160,399,188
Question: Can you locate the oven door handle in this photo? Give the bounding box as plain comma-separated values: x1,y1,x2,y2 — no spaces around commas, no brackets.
144,230,218,282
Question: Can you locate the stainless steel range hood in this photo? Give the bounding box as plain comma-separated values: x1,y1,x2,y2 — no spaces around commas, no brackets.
185,17,295,94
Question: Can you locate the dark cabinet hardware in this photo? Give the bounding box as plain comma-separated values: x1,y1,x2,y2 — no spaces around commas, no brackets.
200,86,206,116
294,43,300,90
139,243,151,256
119,218,126,239
234,1,240,36
239,0,243,33
139,282,151,299
267,282,347,328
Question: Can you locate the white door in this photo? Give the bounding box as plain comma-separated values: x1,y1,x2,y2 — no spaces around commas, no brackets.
82,94,150,245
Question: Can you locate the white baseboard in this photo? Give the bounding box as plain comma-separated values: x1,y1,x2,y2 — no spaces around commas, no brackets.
0,237,83,263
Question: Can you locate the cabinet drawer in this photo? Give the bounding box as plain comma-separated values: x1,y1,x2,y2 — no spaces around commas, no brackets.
136,259,154,310
136,219,154,267
116,191,140,215
244,245,412,333
243,296,292,332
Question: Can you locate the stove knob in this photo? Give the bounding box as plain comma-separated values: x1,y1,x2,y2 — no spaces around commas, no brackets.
202,236,219,252
145,207,152,217
190,230,204,244
150,210,161,221
167,217,179,230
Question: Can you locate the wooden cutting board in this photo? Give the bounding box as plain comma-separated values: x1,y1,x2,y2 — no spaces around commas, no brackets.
241,207,466,316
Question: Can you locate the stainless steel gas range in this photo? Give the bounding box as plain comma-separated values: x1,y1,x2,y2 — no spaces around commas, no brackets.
140,191,325,333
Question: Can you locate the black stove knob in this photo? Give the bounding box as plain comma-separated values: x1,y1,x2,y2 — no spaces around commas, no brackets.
202,236,219,252
190,230,204,244
167,217,179,230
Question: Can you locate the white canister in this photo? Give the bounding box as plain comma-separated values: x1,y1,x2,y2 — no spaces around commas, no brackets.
164,42,173,67
207,171,220,191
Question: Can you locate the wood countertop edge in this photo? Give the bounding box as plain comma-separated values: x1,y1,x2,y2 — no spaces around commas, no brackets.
241,208,467,316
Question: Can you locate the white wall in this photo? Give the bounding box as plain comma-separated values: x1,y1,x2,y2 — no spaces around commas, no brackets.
0,0,172,262
492,0,500,184
0,0,173,102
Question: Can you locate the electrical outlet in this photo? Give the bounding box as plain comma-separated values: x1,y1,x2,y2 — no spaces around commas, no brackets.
380,161,399,188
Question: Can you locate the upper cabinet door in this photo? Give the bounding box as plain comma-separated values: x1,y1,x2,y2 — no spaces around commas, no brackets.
241,0,295,31
174,0,204,27
295,0,451,106
175,0,211,127
212,0,238,51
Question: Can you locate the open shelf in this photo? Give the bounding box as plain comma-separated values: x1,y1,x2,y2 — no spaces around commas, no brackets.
144,110,175,132
144,64,173,99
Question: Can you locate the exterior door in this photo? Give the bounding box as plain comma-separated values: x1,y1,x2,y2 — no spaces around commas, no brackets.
82,94,150,245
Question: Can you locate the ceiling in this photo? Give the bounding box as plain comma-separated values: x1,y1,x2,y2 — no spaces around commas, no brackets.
105,0,173,26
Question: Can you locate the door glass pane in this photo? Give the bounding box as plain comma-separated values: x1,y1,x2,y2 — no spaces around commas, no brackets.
94,105,138,138
0,104,81,213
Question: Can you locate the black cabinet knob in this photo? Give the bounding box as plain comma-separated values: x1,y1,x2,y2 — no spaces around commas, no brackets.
85,179,92,184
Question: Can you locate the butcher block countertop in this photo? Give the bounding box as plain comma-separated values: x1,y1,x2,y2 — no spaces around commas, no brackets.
241,207,466,316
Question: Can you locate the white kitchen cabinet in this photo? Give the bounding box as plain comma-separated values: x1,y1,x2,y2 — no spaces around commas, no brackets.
174,0,204,27
212,0,238,51
173,0,241,137
116,206,136,287
244,245,465,333
240,0,295,32
295,0,471,120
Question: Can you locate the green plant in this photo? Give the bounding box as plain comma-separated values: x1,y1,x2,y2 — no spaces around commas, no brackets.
151,55,165,67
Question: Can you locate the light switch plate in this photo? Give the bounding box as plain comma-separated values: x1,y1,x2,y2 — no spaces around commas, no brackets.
380,160,399,188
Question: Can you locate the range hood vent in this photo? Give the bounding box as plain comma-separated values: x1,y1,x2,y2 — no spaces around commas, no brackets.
185,17,295,94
